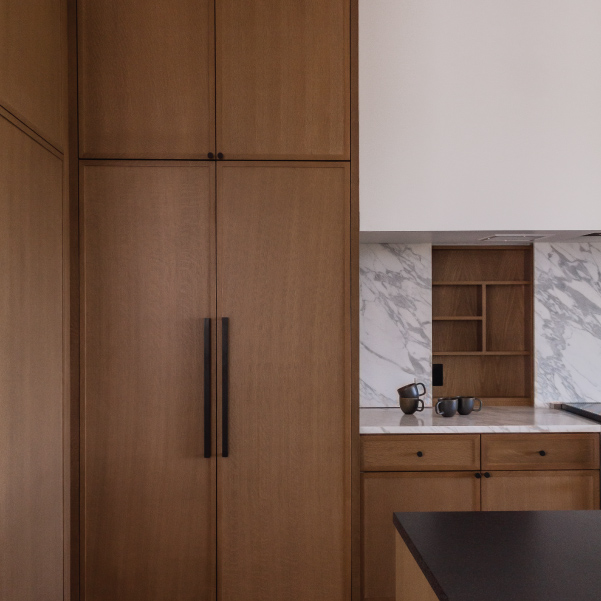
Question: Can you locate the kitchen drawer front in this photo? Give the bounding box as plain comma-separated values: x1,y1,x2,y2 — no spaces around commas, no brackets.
481,433,600,470
361,434,480,472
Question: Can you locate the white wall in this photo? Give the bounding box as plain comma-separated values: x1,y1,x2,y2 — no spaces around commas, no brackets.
360,0,601,233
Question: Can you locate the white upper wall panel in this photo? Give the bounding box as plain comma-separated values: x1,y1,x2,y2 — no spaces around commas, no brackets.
360,0,601,232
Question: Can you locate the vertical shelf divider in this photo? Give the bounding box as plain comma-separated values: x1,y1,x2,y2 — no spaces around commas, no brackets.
481,284,487,353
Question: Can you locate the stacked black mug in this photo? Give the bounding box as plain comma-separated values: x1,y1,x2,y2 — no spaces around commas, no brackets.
397,382,426,415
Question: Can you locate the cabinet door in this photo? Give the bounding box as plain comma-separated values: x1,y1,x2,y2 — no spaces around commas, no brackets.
216,0,350,160
78,0,214,159
81,162,216,601
0,116,64,601
481,470,600,511
362,472,480,601
216,162,350,600
0,0,64,149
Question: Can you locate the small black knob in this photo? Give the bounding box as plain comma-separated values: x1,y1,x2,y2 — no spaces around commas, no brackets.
475,473,481,479
484,472,491,478
416,451,423,457
208,152,214,159
539,450,546,456
217,152,224,159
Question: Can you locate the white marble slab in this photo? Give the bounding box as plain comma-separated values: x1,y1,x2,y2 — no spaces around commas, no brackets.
360,244,432,407
360,406,601,434
535,243,601,406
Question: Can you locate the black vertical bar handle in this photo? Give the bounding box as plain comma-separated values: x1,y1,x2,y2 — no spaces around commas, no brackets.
203,318,212,458
222,317,229,458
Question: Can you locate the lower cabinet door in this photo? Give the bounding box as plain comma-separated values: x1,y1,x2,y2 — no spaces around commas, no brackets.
216,163,350,601
481,470,600,511
361,472,480,601
82,162,216,601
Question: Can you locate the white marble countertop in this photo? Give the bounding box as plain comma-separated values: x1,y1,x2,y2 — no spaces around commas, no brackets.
360,406,601,434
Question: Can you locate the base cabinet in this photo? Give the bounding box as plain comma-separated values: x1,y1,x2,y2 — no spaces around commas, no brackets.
360,433,600,601
361,472,479,601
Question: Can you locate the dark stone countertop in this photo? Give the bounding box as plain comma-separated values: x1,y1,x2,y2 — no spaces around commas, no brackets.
394,510,601,601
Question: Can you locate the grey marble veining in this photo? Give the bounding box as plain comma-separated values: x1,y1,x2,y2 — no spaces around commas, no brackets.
535,243,601,405
360,406,601,434
360,244,432,407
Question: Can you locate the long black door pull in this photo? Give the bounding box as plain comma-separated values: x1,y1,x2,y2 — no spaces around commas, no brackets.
222,317,229,458
203,318,212,458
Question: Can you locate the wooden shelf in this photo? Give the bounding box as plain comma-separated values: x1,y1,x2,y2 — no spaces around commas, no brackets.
433,316,482,321
433,351,531,356
432,246,534,406
433,281,532,286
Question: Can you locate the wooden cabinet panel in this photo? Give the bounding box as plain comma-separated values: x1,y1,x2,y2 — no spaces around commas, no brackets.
216,163,350,600
0,0,64,149
362,472,480,601
216,0,350,160
481,471,600,511
0,116,64,601
78,0,214,158
396,535,438,601
482,433,600,471
81,162,216,601
361,434,480,472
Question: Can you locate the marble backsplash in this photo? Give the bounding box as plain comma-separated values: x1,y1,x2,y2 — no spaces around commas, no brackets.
535,243,601,405
360,244,432,407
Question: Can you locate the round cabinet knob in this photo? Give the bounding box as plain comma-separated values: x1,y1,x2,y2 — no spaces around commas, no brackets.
208,152,214,159
416,451,423,457
484,472,491,478
539,450,546,456
217,152,224,159
475,473,481,479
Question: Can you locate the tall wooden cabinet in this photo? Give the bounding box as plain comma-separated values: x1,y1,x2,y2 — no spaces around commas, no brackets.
81,162,351,600
1,0,68,598
78,0,352,597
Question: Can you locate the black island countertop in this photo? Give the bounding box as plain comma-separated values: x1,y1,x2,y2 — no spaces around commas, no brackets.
394,511,601,601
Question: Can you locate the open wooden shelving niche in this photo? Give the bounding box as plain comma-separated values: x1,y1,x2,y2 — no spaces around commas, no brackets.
432,246,534,406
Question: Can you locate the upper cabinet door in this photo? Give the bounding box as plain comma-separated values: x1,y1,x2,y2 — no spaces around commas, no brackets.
78,0,215,159
0,0,64,150
216,0,350,160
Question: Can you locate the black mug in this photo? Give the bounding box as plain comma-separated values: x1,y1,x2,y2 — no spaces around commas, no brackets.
400,397,425,415
397,382,426,399
457,397,482,415
435,397,458,417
